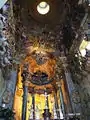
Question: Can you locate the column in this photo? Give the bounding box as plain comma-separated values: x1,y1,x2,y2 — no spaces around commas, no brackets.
60,56,82,120
31,91,35,120
21,63,29,120
22,82,28,120
64,70,75,113
56,82,65,119
62,57,81,113
54,92,60,119
10,0,13,17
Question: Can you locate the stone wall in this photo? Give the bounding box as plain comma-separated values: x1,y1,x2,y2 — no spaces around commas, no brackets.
81,73,90,96
2,71,17,109
0,68,17,109
0,69,6,105
79,73,90,120
64,62,90,120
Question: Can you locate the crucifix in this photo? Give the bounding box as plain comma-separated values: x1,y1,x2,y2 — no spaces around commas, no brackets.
43,89,51,120
44,91,49,110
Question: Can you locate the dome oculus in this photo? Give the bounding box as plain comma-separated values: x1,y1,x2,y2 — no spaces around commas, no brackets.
37,1,50,15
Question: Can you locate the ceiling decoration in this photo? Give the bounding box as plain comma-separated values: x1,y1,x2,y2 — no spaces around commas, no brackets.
0,0,87,86
0,0,86,63
13,0,86,55
0,5,11,68
19,0,68,24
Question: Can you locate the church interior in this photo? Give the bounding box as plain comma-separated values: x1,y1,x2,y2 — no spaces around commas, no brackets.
0,0,90,120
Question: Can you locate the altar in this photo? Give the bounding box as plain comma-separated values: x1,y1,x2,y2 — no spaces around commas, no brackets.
14,88,64,120
13,40,69,120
